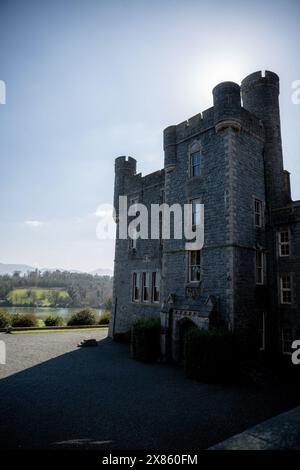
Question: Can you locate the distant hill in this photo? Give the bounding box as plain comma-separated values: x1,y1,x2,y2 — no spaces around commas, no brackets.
0,263,35,275
0,262,113,277
90,268,113,276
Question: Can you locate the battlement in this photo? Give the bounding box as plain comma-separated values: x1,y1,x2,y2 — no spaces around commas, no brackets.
115,155,137,176
241,70,279,93
163,107,215,153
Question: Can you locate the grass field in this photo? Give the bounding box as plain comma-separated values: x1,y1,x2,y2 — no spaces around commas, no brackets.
8,287,70,306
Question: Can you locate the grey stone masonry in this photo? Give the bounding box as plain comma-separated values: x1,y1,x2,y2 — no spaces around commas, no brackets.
109,71,300,360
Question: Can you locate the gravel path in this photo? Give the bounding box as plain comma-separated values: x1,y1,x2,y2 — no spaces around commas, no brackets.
0,331,299,450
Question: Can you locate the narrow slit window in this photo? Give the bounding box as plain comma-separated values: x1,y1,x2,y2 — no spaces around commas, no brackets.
132,272,141,302
189,250,201,282
191,151,201,177
254,199,263,227
142,272,150,302
152,272,160,303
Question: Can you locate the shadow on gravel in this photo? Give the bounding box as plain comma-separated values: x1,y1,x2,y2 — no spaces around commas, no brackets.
0,336,299,450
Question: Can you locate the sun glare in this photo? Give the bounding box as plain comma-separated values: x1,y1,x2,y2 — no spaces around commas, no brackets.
188,56,251,110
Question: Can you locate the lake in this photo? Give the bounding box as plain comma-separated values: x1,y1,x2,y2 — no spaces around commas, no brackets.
4,307,103,322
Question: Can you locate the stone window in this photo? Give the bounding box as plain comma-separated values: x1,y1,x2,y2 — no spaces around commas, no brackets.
254,198,263,227
152,272,160,303
256,250,265,285
142,272,151,302
278,229,290,257
282,328,293,354
258,312,266,351
191,198,201,226
189,250,201,282
190,151,201,177
132,272,141,302
280,274,292,304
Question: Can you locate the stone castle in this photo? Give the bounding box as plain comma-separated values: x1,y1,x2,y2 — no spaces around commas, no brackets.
109,71,300,361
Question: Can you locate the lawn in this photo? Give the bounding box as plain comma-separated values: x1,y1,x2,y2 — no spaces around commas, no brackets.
10,326,109,334
8,287,70,306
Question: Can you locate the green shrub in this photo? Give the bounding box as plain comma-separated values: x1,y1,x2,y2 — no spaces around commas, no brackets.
67,308,97,326
44,315,64,327
0,309,11,328
99,310,111,325
11,313,38,328
184,328,239,383
131,318,161,363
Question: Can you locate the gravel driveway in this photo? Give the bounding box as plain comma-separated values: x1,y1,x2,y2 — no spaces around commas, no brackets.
0,331,299,450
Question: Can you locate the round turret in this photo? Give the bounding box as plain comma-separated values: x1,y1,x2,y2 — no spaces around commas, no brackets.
114,156,137,221
241,71,284,208
241,71,280,121
213,81,241,130
115,155,137,177
163,125,177,169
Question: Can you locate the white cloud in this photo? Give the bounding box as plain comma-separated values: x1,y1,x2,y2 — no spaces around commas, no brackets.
25,220,44,227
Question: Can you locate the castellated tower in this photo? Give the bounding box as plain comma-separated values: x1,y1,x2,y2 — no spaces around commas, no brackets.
113,156,137,220
110,71,300,360
241,71,288,209
111,156,137,336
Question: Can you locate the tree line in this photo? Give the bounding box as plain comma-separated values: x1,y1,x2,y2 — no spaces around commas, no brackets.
0,270,113,309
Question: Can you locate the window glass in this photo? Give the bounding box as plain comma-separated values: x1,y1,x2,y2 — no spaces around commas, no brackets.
254,199,263,227
191,151,201,177
190,250,201,282
152,272,160,303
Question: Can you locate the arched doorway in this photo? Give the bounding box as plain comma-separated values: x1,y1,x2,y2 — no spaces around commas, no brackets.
178,318,197,363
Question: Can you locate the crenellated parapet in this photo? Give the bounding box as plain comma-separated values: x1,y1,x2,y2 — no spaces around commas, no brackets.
115,155,137,177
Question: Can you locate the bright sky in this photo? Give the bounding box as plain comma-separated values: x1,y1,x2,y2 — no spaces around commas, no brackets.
0,0,299,272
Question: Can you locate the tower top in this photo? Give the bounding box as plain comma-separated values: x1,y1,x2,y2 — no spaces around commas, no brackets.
241,71,279,94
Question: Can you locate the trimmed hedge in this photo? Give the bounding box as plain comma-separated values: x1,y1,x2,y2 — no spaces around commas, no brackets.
184,327,239,383
131,318,161,363
67,308,96,326
11,313,38,328
44,315,64,327
0,309,11,328
99,310,111,325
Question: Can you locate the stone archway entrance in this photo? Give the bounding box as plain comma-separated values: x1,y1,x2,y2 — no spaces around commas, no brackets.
178,318,197,363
